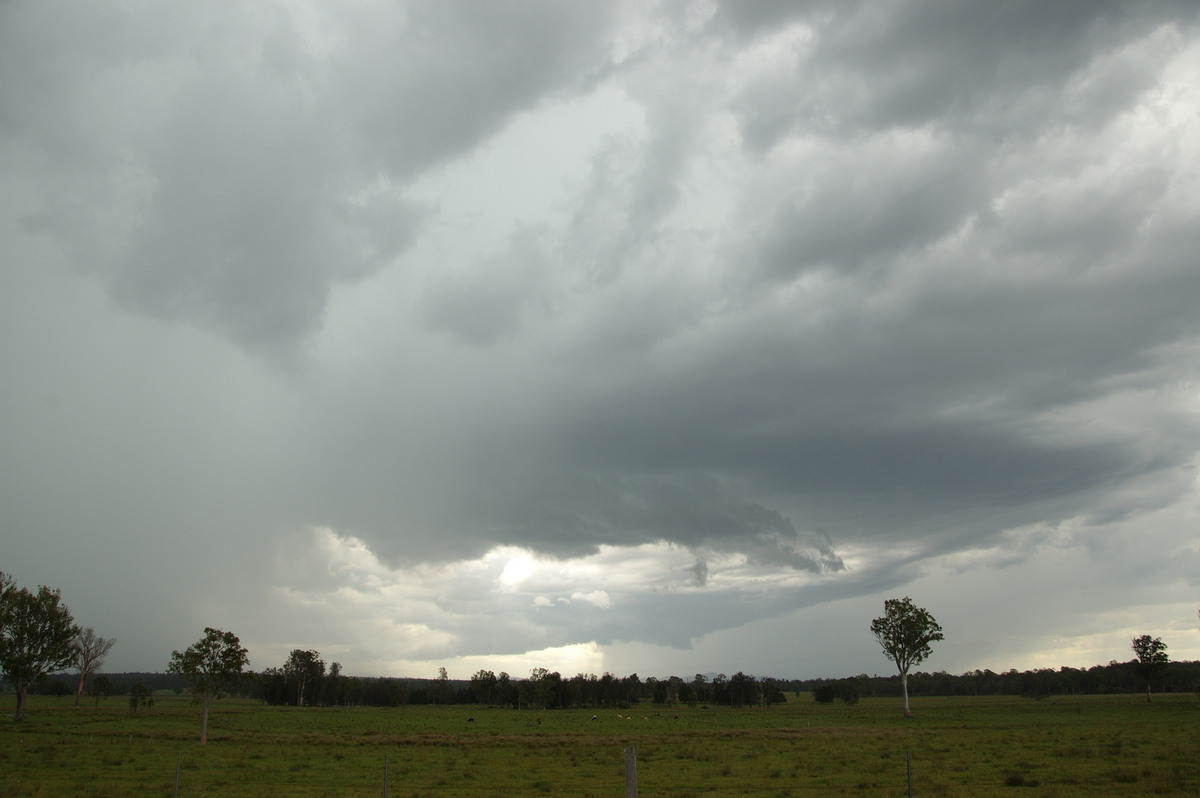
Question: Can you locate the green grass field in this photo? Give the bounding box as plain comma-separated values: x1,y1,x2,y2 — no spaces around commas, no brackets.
1,692,1196,796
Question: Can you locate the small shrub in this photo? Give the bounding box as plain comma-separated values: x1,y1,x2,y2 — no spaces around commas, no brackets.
1003,771,1039,787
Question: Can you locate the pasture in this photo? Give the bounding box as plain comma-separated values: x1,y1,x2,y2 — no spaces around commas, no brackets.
0,692,1196,796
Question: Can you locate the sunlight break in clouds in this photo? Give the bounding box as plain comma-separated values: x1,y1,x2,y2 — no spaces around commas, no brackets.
253,527,836,676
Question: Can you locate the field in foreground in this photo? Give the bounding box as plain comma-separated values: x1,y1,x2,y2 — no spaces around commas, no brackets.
1,693,1197,797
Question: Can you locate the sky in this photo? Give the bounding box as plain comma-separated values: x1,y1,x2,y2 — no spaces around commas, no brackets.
2,0,1199,683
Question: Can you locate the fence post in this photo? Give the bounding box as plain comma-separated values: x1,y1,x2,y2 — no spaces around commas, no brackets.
906,750,913,798
174,751,181,798
383,755,389,798
625,746,638,798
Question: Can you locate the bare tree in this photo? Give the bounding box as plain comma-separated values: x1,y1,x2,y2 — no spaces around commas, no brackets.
73,627,116,706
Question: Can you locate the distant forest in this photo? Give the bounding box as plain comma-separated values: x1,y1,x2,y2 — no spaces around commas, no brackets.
30,659,1200,709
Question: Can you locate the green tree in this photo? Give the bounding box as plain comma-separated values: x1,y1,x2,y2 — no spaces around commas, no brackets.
89,674,112,710
167,627,249,745
129,681,152,713
1130,635,1168,702
470,669,498,704
497,671,514,707
73,627,116,707
812,683,837,703
0,573,80,721
431,666,451,705
283,649,324,707
323,661,343,706
870,596,944,717
690,673,708,705
727,672,760,707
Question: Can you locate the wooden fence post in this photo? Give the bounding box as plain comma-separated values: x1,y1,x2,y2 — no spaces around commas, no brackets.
383,755,389,798
625,746,638,798
906,750,913,798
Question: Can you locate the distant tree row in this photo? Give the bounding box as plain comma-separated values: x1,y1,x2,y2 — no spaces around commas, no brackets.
253,661,787,709
38,655,1197,710
32,671,189,697
803,658,1199,704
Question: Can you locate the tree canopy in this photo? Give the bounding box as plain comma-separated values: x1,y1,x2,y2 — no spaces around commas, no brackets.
168,627,249,744
283,649,325,707
870,596,943,717
1131,634,1168,702
0,572,79,721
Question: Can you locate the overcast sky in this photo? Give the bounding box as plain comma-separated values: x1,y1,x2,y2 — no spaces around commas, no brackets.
3,0,1199,682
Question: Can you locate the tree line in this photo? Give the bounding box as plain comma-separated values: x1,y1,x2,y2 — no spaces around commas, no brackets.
31,656,1200,707
255,662,789,709
803,659,1199,703
5,571,1196,743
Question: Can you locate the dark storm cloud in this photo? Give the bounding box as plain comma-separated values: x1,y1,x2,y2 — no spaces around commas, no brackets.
753,138,987,279
2,0,617,354
479,470,845,572
4,0,1199,673
720,0,1197,147
336,1,616,178
283,0,1196,600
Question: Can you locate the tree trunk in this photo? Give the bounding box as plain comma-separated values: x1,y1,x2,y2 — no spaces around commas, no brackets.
901,671,912,718
75,672,86,706
15,684,28,722
200,696,211,745
1145,681,1152,703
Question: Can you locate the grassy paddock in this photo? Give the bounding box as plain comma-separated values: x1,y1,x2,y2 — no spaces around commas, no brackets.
1,692,1196,796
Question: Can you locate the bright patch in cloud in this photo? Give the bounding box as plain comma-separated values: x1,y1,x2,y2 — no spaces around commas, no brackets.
571,590,614,609
499,553,537,586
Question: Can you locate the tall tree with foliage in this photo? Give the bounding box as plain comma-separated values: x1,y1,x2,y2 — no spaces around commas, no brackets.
283,649,324,707
324,661,343,706
73,627,116,707
0,572,80,721
1130,635,1168,702
167,628,249,745
470,669,498,705
431,666,451,705
870,596,944,717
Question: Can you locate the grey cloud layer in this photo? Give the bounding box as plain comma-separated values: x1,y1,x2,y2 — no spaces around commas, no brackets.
3,0,615,352
3,0,1198,666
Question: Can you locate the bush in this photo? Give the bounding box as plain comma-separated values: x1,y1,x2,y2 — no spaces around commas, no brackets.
812,684,836,703
812,680,860,705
